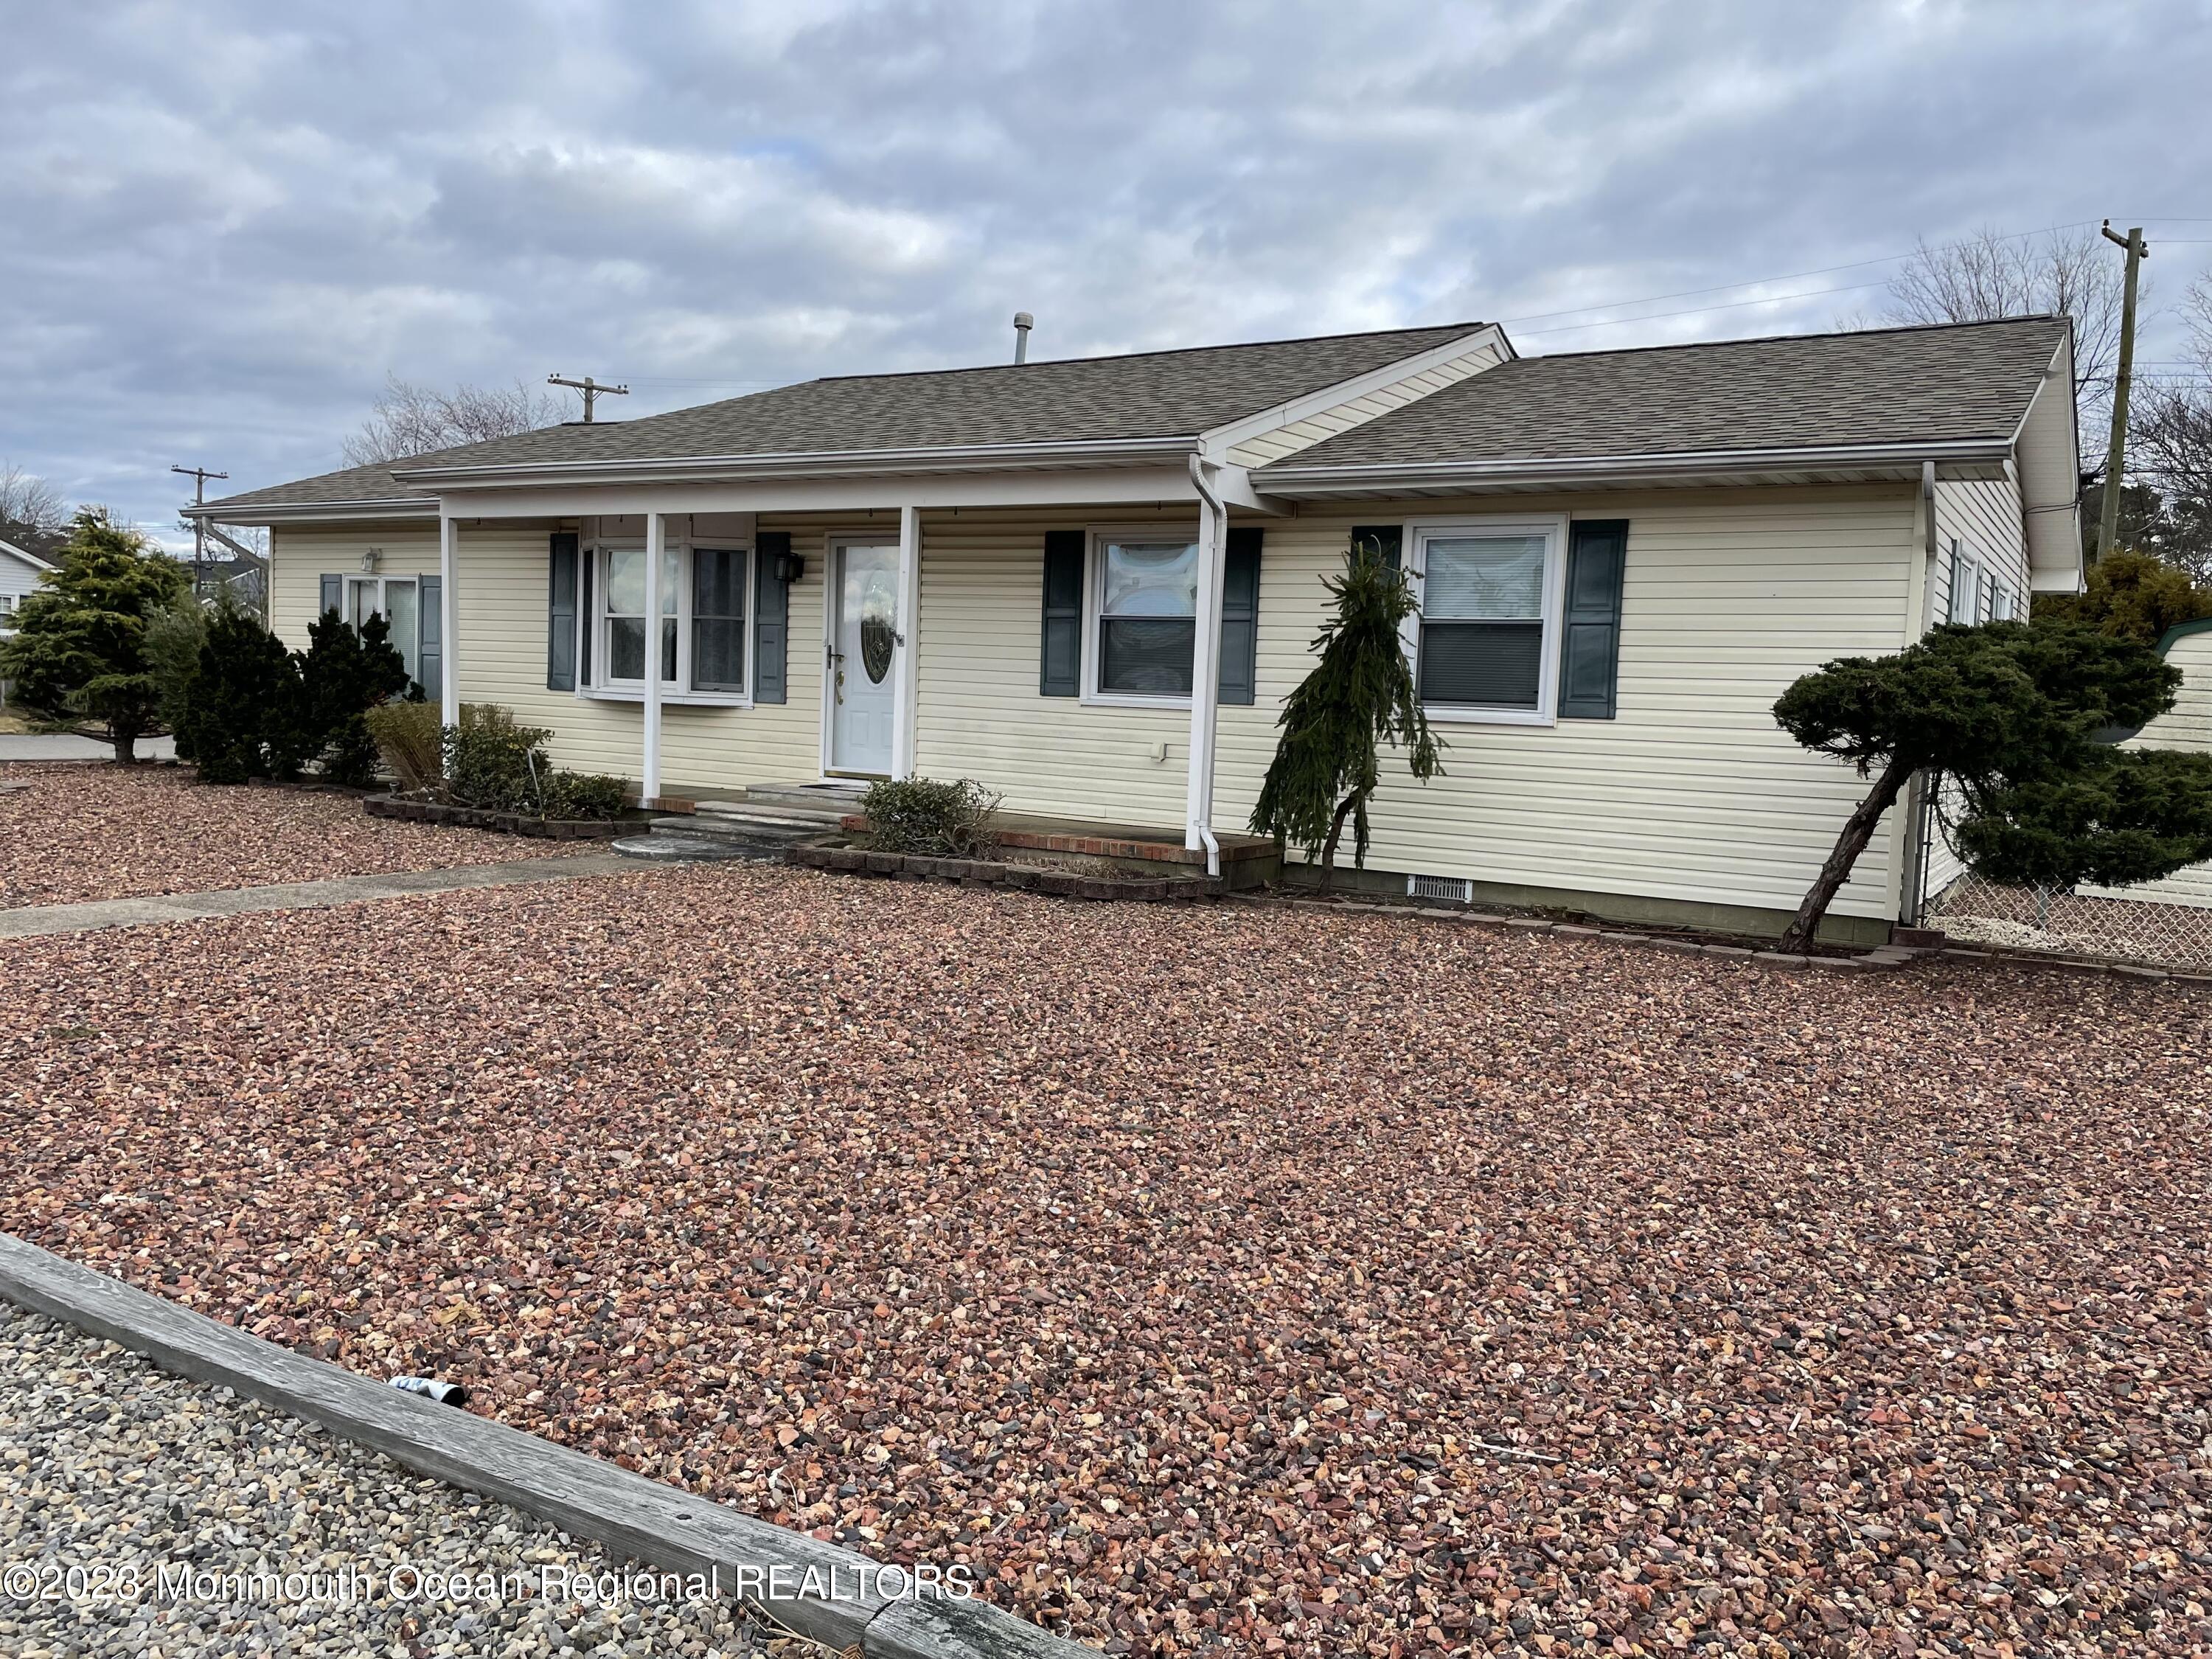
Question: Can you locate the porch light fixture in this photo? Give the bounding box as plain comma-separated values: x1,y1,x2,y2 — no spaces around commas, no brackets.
360,547,383,572
776,551,804,584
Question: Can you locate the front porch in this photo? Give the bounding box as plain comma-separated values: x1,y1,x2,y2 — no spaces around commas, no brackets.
425,462,1279,877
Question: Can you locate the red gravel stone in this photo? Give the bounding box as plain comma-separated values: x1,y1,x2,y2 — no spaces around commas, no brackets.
0,764,578,907
2,863,2208,1655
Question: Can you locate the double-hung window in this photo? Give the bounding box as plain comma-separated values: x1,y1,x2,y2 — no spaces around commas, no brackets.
1091,533,1200,699
346,576,422,686
1408,517,1566,723
587,540,750,700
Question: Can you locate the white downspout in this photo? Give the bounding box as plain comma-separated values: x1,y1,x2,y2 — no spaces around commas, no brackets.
438,513,459,729
1184,454,1226,879
641,510,664,806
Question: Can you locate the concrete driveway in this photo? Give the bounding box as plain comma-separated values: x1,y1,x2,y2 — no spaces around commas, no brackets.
0,734,175,762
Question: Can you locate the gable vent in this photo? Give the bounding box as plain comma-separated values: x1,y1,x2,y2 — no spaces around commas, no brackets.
1408,874,1473,904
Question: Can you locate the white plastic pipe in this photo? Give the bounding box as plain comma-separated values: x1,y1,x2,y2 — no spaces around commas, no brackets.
1183,454,1227,877
438,514,459,729
642,511,664,805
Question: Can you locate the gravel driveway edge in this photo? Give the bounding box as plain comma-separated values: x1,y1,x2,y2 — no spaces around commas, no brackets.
0,1231,1093,1659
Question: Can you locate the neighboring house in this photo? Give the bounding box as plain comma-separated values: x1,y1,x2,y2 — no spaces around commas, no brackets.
187,315,2082,943
2079,617,2212,910
1,537,57,703
0,535,54,630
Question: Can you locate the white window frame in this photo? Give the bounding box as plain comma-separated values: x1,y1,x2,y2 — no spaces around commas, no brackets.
1082,524,1203,709
577,535,754,708
1402,513,1569,727
344,574,423,685
1946,538,1985,627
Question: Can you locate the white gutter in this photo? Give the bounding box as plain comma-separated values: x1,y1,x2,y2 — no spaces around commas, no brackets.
394,435,1198,490
182,497,437,524
1257,438,2017,494
1185,454,1226,880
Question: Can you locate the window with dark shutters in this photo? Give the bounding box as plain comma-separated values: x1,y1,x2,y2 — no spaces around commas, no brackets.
1217,527,1262,706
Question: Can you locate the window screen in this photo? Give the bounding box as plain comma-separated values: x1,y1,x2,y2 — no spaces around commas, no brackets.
1419,535,1545,708
1099,538,1198,695
692,548,746,692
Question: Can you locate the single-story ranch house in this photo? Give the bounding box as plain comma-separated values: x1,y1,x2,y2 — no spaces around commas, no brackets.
190,315,2081,943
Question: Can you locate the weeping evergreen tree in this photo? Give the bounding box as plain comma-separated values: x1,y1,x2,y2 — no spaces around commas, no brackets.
1250,534,1443,890
1772,619,2193,950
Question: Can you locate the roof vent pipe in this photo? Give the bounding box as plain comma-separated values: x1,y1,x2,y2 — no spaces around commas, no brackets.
1012,312,1033,364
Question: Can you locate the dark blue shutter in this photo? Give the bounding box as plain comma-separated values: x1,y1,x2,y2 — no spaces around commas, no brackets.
754,530,791,704
319,573,341,619
546,532,578,691
1558,519,1627,720
1217,527,1262,706
417,574,442,704
1040,529,1084,696
1352,525,1402,574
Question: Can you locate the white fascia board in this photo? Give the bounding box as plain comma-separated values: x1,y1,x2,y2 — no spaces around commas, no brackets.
393,436,1196,491
183,498,439,526
1194,324,1512,463
432,463,1211,522
1257,439,2017,495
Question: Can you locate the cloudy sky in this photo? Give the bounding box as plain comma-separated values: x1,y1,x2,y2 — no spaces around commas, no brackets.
4,0,2210,543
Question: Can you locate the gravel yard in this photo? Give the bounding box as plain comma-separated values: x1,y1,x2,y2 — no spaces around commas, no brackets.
1,1308,771,1657
2,863,2209,1656
0,762,580,908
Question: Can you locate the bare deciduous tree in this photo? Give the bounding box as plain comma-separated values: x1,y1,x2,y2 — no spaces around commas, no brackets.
341,374,568,467
0,462,69,554
2123,271,2212,580
1881,226,2129,400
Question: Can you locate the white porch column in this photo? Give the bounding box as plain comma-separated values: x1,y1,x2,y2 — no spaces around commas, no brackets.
891,503,921,780
641,510,664,804
1184,472,1228,852
438,513,459,728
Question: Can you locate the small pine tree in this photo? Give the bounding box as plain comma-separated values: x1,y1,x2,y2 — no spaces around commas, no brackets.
179,607,307,785
1249,535,1442,890
0,507,189,761
144,590,214,759
1772,619,2186,950
296,608,409,786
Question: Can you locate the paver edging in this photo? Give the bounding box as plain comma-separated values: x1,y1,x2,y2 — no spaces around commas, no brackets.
789,843,1218,904
0,1232,1093,1659
365,795,626,841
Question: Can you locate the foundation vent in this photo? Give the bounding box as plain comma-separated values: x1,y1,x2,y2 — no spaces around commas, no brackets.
1408,874,1474,904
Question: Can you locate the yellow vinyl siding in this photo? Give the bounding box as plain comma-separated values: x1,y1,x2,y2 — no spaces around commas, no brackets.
274,484,1921,922
1921,475,2028,899
1211,487,1919,922
913,505,1196,827
269,519,827,798
1222,340,1510,467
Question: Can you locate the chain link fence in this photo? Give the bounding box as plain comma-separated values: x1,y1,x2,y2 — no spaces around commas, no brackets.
1925,873,2212,973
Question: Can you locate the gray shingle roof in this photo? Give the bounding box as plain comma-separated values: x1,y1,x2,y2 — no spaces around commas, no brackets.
200,323,1484,513
1258,316,2069,475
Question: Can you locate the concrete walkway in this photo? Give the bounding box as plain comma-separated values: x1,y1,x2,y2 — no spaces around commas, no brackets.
0,852,634,939
0,733,176,762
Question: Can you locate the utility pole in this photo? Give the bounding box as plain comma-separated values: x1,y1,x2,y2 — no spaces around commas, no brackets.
547,373,629,422
171,464,227,596
2096,221,2149,565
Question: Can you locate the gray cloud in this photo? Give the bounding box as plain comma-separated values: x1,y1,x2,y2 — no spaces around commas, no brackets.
1,0,2207,540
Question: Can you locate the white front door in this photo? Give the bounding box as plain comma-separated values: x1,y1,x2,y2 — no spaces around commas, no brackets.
830,543,900,776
